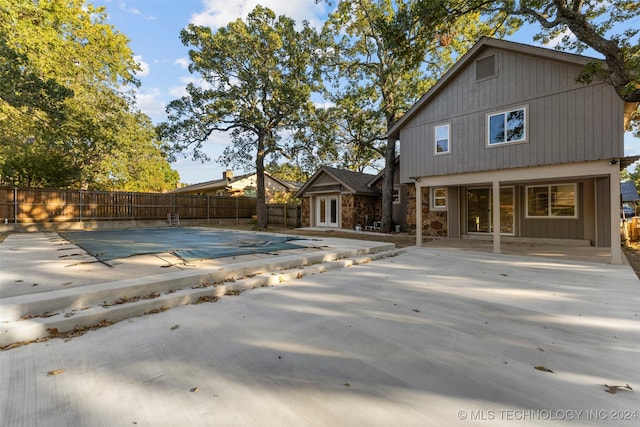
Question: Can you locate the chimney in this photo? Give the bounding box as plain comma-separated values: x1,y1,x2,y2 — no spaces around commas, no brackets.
223,170,233,181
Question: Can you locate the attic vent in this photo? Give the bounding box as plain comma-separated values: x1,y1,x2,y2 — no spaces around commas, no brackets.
475,55,496,81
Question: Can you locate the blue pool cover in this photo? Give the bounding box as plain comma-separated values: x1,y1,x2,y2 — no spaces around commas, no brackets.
60,228,305,262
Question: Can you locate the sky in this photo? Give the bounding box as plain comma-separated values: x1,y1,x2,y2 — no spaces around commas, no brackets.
92,0,640,184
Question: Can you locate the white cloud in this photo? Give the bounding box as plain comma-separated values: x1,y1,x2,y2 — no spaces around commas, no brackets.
134,55,150,77
117,1,156,20
190,0,328,30
169,85,188,98
119,2,141,16
135,88,166,118
174,57,190,69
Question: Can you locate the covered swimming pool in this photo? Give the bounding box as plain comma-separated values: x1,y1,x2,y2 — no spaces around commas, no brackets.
59,227,306,263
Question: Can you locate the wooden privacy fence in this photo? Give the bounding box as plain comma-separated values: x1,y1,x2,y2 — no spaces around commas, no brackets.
0,188,258,223
266,204,301,228
0,188,301,227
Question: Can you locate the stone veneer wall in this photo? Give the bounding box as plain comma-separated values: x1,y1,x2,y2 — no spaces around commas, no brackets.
341,194,381,230
406,185,448,237
301,197,310,227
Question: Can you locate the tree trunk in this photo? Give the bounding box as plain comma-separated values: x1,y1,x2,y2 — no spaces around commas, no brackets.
380,135,396,233
255,134,268,229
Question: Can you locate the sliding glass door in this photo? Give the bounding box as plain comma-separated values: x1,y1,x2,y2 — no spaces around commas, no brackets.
467,187,514,234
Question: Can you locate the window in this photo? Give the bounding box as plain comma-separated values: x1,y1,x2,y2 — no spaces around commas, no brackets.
475,55,496,81
392,187,400,204
432,188,447,210
488,107,526,146
526,184,577,218
434,124,450,154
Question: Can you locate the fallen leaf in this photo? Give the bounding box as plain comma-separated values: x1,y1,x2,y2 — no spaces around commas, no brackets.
603,384,633,394
534,366,554,373
343,383,350,387
412,309,420,313
47,369,65,376
190,387,199,393
170,324,179,330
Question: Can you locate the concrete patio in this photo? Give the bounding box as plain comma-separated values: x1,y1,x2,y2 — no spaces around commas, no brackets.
1,229,638,426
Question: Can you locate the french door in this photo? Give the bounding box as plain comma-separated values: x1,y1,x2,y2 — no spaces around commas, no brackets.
316,195,339,227
467,187,514,234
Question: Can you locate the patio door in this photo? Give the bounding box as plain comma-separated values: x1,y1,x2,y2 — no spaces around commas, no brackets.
316,195,339,227
467,187,514,234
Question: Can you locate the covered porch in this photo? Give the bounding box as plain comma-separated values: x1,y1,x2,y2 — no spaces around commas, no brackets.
412,160,624,264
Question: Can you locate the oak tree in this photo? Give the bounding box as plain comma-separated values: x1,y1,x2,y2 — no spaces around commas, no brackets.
0,0,178,189
160,6,324,228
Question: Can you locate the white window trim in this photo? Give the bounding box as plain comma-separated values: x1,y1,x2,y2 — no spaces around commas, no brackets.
486,105,528,148
525,183,578,219
432,187,447,210
434,123,451,155
392,186,401,204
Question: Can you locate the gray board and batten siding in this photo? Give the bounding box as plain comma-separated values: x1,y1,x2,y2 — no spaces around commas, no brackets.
398,44,625,183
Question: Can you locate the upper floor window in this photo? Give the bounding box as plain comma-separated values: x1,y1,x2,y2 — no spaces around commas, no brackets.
526,184,577,218
488,107,526,146
434,124,450,155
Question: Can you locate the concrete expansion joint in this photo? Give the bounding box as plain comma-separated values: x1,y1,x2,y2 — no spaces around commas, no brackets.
0,247,400,349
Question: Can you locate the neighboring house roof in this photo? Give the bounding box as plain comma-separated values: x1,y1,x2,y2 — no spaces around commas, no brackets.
296,166,380,198
170,171,299,194
388,37,606,139
621,181,640,202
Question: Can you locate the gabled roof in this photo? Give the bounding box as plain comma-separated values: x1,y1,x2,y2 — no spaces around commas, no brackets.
296,166,380,198
171,171,298,194
388,37,602,138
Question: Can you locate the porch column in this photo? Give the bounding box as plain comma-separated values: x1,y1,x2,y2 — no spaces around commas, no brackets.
415,183,422,246
492,180,501,254
610,168,622,264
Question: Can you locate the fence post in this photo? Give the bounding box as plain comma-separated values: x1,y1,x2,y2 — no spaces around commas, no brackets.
284,204,288,228
207,195,210,221
79,190,82,222
13,187,17,224
235,197,239,220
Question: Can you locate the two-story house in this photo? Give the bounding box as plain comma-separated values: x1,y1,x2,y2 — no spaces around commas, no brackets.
389,37,638,264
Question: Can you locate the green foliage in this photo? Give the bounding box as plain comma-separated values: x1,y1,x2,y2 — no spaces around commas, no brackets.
0,0,178,190
160,6,324,227
265,162,309,184
623,163,640,191
94,113,180,192
269,191,300,205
